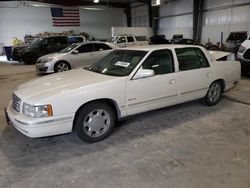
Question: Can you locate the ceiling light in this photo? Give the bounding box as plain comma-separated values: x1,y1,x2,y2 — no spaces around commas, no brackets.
93,0,99,3
80,7,105,11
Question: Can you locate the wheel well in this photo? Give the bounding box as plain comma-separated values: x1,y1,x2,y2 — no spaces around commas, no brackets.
22,53,38,64
72,99,120,131
214,79,225,92
23,52,37,60
55,60,71,70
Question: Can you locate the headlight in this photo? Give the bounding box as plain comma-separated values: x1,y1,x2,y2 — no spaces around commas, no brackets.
43,57,54,63
238,45,246,53
22,103,53,118
37,57,54,64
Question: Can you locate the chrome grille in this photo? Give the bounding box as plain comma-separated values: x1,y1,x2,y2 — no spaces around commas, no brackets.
12,94,21,112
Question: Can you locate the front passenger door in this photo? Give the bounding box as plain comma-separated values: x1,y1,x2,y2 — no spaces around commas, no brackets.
126,49,179,115
69,44,93,68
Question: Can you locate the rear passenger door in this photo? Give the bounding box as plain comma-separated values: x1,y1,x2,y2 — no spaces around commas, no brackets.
126,36,135,47
91,43,113,61
175,47,214,103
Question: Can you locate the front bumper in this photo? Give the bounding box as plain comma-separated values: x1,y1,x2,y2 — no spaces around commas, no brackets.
36,60,55,74
237,55,250,75
5,102,74,138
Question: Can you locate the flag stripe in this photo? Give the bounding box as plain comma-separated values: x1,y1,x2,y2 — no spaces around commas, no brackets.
51,8,80,27
53,20,80,23
53,17,80,20
54,24,80,27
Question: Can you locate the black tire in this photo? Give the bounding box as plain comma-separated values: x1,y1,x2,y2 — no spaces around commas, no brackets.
75,101,116,143
54,61,71,73
205,81,222,106
23,53,37,65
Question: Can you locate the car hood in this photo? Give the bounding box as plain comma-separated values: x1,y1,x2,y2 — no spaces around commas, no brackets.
38,52,66,60
15,69,118,104
241,40,250,48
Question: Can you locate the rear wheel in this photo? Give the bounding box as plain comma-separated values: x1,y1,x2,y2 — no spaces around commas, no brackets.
205,81,222,106
54,61,71,72
23,53,37,65
75,102,116,143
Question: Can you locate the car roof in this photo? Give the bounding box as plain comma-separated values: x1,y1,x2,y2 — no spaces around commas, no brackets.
76,41,113,45
122,44,203,51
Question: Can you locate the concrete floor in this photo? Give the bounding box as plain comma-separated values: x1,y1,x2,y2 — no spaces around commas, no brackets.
0,61,250,188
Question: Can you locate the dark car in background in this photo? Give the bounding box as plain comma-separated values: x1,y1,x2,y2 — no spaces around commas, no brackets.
173,38,199,45
12,36,69,64
225,31,248,53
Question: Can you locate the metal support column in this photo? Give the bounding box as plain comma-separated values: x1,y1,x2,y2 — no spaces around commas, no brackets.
193,0,204,43
124,6,132,27
152,6,159,36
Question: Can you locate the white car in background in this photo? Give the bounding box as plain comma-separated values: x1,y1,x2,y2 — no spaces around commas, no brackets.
36,41,118,73
237,38,250,75
111,35,149,48
6,45,240,143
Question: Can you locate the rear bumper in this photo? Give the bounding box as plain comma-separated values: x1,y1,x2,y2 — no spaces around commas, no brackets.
6,102,74,138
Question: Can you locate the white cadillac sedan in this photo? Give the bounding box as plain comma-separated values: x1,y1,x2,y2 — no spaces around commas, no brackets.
6,45,241,142
36,41,118,73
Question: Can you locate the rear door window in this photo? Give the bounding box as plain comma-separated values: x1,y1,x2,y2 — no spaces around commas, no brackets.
76,44,93,53
127,37,135,42
92,43,112,51
53,37,68,45
175,48,209,71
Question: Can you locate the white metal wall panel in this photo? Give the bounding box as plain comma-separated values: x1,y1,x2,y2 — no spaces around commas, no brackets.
158,14,193,39
205,0,250,9
202,3,250,44
160,0,193,17
159,0,193,39
131,4,149,27
0,1,126,45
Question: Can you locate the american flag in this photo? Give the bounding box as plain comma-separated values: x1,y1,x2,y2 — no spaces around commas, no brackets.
51,8,80,27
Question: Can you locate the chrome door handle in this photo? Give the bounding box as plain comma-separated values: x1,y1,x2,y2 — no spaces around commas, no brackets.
169,79,176,85
207,73,212,77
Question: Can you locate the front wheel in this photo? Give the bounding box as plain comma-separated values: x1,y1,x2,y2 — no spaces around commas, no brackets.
23,53,37,65
54,61,71,72
75,102,116,143
205,81,222,106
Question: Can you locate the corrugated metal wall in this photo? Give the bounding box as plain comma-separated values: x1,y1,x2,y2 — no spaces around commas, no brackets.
202,0,250,44
131,3,149,27
158,0,193,39
158,0,250,44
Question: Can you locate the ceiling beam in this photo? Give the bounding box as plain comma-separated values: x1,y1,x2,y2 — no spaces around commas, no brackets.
31,0,129,8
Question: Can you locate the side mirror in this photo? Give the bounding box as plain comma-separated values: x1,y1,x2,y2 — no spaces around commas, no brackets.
72,50,79,54
133,69,154,80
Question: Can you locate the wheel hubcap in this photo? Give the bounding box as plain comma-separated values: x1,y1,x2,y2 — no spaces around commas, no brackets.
83,109,111,137
57,63,69,72
208,83,221,103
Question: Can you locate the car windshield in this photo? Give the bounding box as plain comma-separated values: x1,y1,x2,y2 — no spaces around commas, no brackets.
31,38,43,47
87,50,148,77
60,43,78,53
